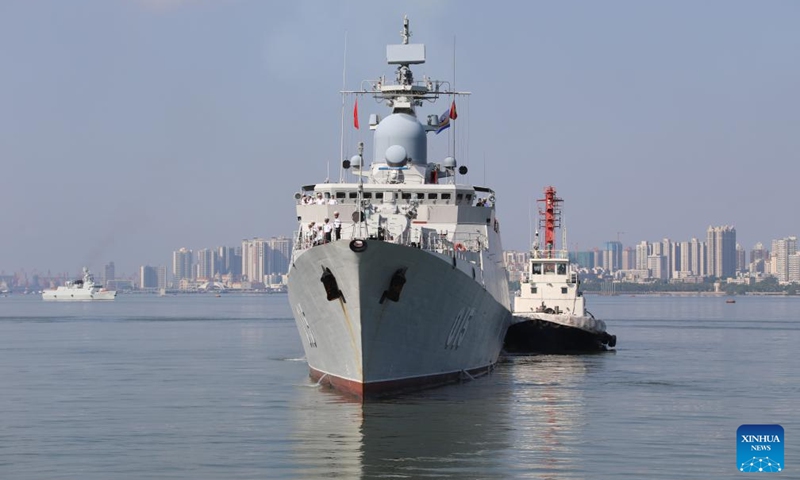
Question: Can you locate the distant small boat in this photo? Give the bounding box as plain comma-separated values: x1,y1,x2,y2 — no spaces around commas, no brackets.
726,299,736,304
42,267,116,301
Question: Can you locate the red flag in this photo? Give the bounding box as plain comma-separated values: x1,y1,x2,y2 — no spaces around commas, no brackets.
353,99,359,129
449,100,457,120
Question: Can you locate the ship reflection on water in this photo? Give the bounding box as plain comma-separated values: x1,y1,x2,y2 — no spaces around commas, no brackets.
288,356,599,479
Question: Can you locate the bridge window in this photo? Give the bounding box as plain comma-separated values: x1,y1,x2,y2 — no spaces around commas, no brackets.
417,192,425,199
456,193,463,202
532,263,542,275
428,193,437,199
363,192,372,199
336,192,346,199
375,192,384,199
441,193,451,200
402,193,411,200
349,192,358,199
557,263,567,275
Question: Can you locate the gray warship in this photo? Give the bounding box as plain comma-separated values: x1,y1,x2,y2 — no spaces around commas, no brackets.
287,17,512,399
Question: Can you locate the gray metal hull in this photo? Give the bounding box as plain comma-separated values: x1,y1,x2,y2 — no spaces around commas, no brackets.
288,240,512,398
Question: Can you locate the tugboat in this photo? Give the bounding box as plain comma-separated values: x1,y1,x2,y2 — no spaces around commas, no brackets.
287,17,512,399
41,267,117,301
504,186,615,354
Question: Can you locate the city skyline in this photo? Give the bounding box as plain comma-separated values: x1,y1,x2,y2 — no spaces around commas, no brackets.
2,2,798,273
3,225,798,282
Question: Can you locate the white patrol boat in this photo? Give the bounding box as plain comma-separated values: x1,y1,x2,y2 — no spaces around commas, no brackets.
41,267,117,301
287,17,512,399
504,186,616,353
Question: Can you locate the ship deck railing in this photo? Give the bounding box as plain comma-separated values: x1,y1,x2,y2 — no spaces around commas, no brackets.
292,227,488,260
530,249,570,260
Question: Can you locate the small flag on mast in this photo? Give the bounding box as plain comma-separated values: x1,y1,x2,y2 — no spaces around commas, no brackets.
353,98,359,129
436,101,458,134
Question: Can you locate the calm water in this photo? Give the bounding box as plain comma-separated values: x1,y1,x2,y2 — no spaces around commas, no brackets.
1,293,798,479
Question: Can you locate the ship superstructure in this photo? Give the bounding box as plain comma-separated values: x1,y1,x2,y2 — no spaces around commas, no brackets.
287,17,512,398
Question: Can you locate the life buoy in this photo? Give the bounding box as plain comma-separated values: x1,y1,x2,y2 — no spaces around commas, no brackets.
455,243,466,252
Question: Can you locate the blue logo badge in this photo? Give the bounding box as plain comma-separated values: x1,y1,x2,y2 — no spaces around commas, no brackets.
737,424,784,473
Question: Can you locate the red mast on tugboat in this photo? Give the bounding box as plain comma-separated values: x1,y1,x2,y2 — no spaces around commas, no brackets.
537,186,562,258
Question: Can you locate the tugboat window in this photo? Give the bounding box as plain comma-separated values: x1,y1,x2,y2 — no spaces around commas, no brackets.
532,263,542,274
557,263,567,275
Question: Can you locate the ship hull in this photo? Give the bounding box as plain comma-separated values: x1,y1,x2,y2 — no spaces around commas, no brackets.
42,289,117,301
288,240,512,399
504,314,615,354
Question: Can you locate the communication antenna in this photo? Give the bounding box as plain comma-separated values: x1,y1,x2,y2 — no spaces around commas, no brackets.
338,31,348,183
451,35,456,158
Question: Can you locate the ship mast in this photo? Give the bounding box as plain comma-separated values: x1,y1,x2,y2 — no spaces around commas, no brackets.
537,186,563,258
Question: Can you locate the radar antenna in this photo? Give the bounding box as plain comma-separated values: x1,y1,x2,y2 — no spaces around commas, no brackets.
401,15,410,44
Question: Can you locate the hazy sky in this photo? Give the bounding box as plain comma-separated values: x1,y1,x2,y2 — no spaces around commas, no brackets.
2,0,798,276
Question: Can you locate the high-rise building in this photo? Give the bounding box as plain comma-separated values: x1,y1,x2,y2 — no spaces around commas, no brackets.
172,248,194,284
103,261,115,287
736,243,746,273
570,251,594,269
592,248,603,269
707,226,736,279
751,242,768,263
242,238,269,283
666,239,679,280
196,248,218,280
267,236,292,275
789,253,800,284
621,247,635,271
648,254,666,280
750,242,768,274
140,265,160,289
771,236,797,283
689,238,706,277
604,241,623,273
216,246,240,277
679,241,692,276
635,241,650,271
